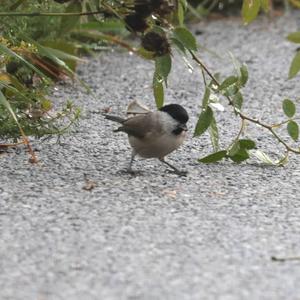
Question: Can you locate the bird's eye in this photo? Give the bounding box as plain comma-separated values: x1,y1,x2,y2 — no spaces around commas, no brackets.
172,127,184,135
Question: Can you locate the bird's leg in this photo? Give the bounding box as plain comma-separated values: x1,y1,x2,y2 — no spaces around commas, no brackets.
159,158,187,176
127,151,136,174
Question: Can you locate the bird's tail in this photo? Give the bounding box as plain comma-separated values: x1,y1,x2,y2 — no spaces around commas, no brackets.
103,114,125,124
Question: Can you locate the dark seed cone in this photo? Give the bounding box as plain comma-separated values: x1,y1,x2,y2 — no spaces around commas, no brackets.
134,0,154,18
125,14,149,32
6,61,21,74
153,0,175,16
150,0,164,9
141,31,170,56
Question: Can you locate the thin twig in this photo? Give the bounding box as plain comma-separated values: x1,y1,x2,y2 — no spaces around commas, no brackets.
271,255,300,262
0,11,103,17
0,141,24,148
189,50,300,154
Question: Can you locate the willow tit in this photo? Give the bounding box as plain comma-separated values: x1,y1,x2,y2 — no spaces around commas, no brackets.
104,103,189,175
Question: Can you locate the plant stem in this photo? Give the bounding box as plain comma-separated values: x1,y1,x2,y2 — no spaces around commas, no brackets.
0,11,103,17
271,255,300,262
0,141,24,148
189,50,300,154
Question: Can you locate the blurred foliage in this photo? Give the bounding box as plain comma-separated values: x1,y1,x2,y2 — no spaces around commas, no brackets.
1,0,300,165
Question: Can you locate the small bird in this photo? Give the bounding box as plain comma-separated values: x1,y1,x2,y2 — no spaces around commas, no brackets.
104,102,189,175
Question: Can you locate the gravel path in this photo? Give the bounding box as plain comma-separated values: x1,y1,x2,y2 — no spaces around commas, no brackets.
1,15,300,300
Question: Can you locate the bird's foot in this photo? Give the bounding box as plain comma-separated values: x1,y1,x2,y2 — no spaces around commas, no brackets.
122,168,143,176
166,169,188,177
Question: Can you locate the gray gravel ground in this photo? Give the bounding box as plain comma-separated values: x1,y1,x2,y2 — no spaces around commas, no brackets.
1,15,300,300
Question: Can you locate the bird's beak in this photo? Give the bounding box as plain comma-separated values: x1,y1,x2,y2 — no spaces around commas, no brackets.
180,124,188,131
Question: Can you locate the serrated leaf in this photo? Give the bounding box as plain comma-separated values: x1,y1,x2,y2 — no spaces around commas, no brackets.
209,116,219,152
173,27,197,51
155,54,172,81
194,106,213,137
287,32,300,43
242,0,261,24
153,74,164,108
202,86,211,109
287,120,299,141
282,99,296,118
219,76,238,91
289,51,300,78
240,64,248,86
250,150,274,165
60,1,82,34
198,150,227,163
232,91,243,110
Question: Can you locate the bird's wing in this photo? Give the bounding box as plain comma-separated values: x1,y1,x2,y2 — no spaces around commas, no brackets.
115,113,161,139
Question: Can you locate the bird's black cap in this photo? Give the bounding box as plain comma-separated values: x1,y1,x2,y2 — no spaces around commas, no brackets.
160,104,189,124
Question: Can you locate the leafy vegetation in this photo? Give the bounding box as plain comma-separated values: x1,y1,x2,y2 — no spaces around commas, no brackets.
1,0,300,165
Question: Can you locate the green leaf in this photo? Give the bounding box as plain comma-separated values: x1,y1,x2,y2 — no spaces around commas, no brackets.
80,20,126,34
41,99,52,111
194,106,213,137
60,1,82,34
260,0,270,12
0,43,49,82
202,86,211,109
41,46,82,71
287,32,300,44
282,99,296,118
224,85,239,97
228,140,240,156
289,51,300,79
232,91,243,110
179,0,188,11
178,2,185,26
242,0,261,24
0,90,22,132
136,47,155,60
250,149,274,165
155,54,172,82
287,120,299,141
0,80,29,101
198,150,227,163
229,148,250,163
170,37,186,54
239,139,256,149
219,76,238,91
240,64,249,86
173,27,197,51
153,74,164,108
228,139,256,161
209,116,219,152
